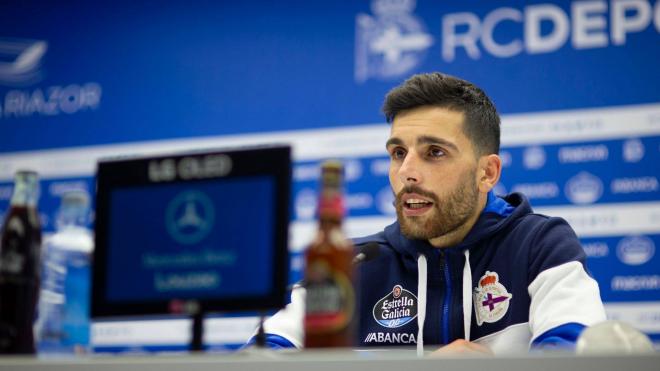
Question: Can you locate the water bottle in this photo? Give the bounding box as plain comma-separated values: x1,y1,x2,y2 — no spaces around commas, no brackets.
35,190,93,355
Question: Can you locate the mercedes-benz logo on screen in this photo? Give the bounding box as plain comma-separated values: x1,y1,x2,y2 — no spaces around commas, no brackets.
166,190,215,245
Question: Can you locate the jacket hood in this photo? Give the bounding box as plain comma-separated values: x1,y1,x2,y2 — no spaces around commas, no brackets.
383,192,532,272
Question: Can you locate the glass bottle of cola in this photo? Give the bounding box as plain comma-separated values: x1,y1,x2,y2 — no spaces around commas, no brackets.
304,161,355,348
0,171,42,354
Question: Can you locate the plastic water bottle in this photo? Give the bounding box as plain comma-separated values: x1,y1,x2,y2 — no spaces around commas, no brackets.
35,190,93,355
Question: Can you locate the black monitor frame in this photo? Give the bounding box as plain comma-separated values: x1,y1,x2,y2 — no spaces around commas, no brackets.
91,145,291,318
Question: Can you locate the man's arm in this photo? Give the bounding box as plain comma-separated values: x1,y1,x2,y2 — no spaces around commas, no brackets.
527,217,607,349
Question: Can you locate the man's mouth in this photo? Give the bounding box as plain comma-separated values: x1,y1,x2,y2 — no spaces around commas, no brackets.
400,193,435,215
404,198,433,209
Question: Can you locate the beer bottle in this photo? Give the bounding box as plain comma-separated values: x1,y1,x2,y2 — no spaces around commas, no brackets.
0,171,42,354
304,161,355,348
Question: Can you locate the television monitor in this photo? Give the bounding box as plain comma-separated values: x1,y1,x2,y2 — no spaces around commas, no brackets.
91,145,291,318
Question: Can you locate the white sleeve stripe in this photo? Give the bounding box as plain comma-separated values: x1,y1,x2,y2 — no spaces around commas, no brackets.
528,261,606,341
262,286,305,348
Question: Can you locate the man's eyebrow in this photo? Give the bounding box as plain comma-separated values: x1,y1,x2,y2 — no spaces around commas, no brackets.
385,136,459,152
385,137,403,149
417,135,459,152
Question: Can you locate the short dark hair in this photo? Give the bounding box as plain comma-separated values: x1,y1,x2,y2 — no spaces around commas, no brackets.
382,72,500,156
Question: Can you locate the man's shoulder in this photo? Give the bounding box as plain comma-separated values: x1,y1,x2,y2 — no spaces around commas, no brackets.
351,221,399,247
352,231,388,247
505,207,576,239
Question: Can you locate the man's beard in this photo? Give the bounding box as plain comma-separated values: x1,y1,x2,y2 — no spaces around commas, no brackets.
395,171,479,241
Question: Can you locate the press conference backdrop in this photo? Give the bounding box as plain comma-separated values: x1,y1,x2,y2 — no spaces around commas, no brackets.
0,0,659,352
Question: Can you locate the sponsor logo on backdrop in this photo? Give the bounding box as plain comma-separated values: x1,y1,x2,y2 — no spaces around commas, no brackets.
565,171,603,205
582,241,609,258
376,186,396,215
0,38,47,86
612,275,660,292
295,188,317,220
344,159,364,182
295,160,362,182
523,146,546,170
165,190,215,245
48,181,90,197
293,164,320,182
500,150,512,168
441,0,660,62
558,144,608,163
492,183,507,197
511,182,559,199
611,176,659,194
562,211,617,232
0,185,12,200
616,235,655,266
346,192,373,210
370,158,390,176
373,285,418,328
355,0,433,82
622,138,645,163
0,37,103,119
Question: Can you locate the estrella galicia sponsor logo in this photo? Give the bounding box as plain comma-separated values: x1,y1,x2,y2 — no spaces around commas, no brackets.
355,0,433,83
616,235,655,266
565,171,603,205
622,138,645,163
522,145,546,170
373,285,417,328
166,190,215,245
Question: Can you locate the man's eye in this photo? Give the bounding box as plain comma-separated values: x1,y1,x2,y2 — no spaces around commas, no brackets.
390,148,406,160
428,147,445,158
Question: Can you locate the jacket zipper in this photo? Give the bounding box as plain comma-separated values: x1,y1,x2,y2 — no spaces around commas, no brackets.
441,251,451,344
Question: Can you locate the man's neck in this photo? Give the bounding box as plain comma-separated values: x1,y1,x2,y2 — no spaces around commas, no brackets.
428,193,488,249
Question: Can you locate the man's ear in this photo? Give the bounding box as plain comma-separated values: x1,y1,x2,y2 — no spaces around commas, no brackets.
477,154,502,193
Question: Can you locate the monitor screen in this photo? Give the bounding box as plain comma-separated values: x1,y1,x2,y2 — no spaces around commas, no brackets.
92,145,291,317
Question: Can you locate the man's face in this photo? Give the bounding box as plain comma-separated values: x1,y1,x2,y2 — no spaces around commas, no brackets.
386,106,481,241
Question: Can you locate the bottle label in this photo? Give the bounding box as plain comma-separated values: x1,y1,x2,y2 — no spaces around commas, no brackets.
0,249,25,275
304,261,354,333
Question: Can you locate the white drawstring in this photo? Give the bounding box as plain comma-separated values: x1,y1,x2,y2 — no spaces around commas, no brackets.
416,254,427,357
462,250,472,341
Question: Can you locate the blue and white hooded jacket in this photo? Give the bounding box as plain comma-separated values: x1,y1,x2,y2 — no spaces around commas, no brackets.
260,192,606,353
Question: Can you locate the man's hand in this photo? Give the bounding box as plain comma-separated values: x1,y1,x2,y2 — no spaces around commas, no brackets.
430,339,493,357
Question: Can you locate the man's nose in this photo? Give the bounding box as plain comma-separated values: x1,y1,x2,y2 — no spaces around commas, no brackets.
398,153,423,185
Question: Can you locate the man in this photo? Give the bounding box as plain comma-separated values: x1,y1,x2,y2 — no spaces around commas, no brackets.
257,72,606,354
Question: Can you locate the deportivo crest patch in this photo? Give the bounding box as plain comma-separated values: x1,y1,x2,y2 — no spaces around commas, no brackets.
473,271,512,326
372,285,418,328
